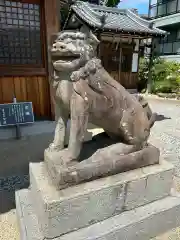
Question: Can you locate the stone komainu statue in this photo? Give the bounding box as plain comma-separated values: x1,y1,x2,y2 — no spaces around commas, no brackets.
45,27,158,189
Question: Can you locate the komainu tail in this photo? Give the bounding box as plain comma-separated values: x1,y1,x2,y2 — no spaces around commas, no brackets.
135,95,157,128
149,112,157,128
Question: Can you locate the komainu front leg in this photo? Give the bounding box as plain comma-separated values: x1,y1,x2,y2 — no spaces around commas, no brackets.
68,93,89,161
48,102,68,152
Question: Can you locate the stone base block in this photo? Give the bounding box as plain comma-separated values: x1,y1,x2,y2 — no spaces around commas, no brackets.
45,144,160,190
15,188,180,240
29,160,174,239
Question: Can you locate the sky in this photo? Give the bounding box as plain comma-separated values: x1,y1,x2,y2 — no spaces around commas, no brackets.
118,0,150,14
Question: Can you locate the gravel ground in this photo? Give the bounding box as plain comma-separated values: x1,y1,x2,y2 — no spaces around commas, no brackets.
148,98,180,177
0,98,180,240
0,210,19,240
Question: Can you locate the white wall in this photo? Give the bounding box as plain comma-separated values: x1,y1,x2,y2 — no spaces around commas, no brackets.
153,12,180,28
160,55,180,62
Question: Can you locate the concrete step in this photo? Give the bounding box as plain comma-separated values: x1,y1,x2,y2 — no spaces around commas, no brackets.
15,188,180,240
29,160,174,238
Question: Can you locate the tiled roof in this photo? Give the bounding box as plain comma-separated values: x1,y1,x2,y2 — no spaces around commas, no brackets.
68,1,166,36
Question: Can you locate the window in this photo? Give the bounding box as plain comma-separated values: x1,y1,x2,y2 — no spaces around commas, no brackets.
159,29,179,43
149,0,179,18
0,0,42,65
176,29,180,39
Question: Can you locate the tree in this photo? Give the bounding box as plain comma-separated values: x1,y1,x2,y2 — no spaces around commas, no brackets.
106,0,120,7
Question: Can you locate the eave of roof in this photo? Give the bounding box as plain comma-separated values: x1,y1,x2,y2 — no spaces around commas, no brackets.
66,1,167,37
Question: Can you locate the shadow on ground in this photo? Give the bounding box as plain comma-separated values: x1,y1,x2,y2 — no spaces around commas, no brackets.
0,115,171,214
0,133,53,214
0,131,117,214
80,132,118,161
155,113,171,122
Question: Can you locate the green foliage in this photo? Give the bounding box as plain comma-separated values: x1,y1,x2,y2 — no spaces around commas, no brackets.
138,58,149,92
106,0,120,7
60,5,70,28
138,57,180,94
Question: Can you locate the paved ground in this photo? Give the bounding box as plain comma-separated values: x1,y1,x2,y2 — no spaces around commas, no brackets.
0,97,180,240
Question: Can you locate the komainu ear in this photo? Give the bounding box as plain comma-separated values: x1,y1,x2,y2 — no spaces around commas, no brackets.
80,25,90,37
80,25,100,47
89,31,100,45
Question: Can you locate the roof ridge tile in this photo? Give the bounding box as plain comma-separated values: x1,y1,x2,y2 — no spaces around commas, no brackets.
68,1,167,36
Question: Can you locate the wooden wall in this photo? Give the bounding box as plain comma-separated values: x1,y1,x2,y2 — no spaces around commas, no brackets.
0,76,51,120
110,72,138,89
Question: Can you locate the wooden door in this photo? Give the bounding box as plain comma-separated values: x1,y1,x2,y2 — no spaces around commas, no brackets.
99,41,138,89
0,0,51,120
100,41,120,82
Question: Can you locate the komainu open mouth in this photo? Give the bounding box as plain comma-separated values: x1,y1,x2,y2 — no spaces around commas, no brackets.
52,55,80,62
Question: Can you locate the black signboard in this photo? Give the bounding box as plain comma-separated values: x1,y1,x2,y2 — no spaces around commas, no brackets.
0,102,34,127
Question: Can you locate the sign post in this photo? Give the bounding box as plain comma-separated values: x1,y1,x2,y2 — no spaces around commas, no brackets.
0,100,34,139
13,97,21,139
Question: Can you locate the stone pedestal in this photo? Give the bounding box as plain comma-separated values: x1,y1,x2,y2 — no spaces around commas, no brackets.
15,160,180,240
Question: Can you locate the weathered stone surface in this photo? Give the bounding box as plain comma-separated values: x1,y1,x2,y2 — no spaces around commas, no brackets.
47,28,156,176
15,188,43,240
124,165,174,210
47,29,101,154
30,162,125,238
45,144,160,190
16,188,180,240
65,120,92,145
29,160,173,239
